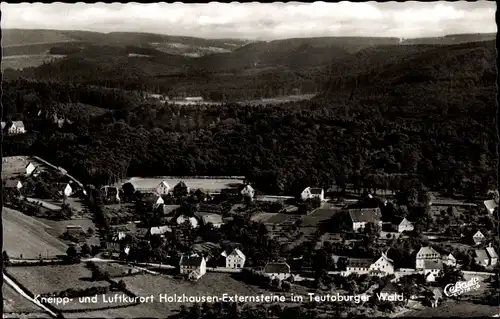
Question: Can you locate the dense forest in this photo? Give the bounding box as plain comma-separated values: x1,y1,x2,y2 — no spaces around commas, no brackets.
2,40,496,196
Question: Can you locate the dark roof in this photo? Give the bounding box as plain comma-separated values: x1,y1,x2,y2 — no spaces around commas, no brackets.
141,193,161,204
348,208,382,223
264,262,290,274
423,260,443,270
380,282,400,294
310,188,323,195
180,256,204,266
392,216,406,225
5,179,21,187
347,258,374,268
175,181,188,188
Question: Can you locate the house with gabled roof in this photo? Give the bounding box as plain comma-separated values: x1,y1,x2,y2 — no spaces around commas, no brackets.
25,162,37,176
416,246,441,270
179,255,207,280
196,212,224,228
391,216,414,233
483,199,497,215
429,287,443,308
343,257,375,276
472,230,486,246
263,262,291,281
5,179,23,190
423,260,443,282
441,253,457,267
141,193,164,206
221,248,246,269
369,252,395,276
240,184,255,199
301,187,325,201
154,181,170,195
149,225,172,237
476,243,498,268
348,207,382,232
486,243,498,266
2,121,26,135
57,183,73,197
100,186,120,204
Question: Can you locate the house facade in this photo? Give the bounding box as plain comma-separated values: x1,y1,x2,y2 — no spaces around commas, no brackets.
486,245,498,266
441,253,457,267
240,184,255,199
179,256,207,277
142,193,164,206
100,186,121,204
25,162,37,176
155,181,170,195
476,244,498,267
369,253,395,275
199,213,224,228
2,121,26,135
263,262,291,281
59,183,73,197
415,247,441,270
221,248,246,269
300,187,325,201
483,199,497,215
472,230,485,245
348,208,382,232
392,217,414,233
423,260,443,282
343,253,394,277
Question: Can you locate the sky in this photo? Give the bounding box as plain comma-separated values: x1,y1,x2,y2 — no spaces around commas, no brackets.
1,1,497,40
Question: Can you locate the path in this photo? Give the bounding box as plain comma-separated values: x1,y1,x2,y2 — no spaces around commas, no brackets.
3,272,57,318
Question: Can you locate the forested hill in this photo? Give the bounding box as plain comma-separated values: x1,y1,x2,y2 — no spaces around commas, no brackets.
2,40,496,196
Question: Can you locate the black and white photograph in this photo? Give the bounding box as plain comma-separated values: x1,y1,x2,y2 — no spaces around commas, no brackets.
1,1,498,318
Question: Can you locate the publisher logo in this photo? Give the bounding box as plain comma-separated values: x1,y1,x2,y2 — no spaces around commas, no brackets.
444,278,480,297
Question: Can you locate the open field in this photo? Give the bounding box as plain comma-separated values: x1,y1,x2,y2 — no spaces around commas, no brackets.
3,283,46,313
36,217,100,247
3,207,67,258
65,197,88,213
403,300,499,317
1,54,66,70
301,204,340,227
117,177,244,193
239,94,316,106
250,212,277,223
7,264,108,295
94,262,140,278
2,156,31,178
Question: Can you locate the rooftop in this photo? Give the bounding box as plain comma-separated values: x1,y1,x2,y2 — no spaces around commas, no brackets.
264,262,290,274
348,207,382,223
180,256,204,266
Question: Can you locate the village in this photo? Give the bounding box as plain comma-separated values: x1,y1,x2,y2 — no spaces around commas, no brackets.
2,152,499,318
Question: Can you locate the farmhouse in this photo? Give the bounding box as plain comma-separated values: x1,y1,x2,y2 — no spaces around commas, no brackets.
483,199,497,215
370,252,395,275
57,183,73,197
179,255,207,280
5,179,23,190
1,121,26,135
221,248,246,269
343,252,394,276
196,212,224,228
25,162,37,176
422,260,443,282
348,207,382,232
154,181,170,195
475,244,498,267
173,181,190,196
141,193,164,206
301,187,325,201
472,230,486,245
415,246,441,270
149,225,172,237
391,216,414,233
263,262,291,281
107,232,126,252
240,184,255,199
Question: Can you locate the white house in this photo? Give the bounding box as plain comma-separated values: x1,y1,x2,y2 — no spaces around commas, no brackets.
198,213,224,228
423,260,443,282
176,215,199,228
300,187,325,201
142,193,164,206
221,248,246,269
179,255,207,278
25,162,37,176
391,216,414,233
415,246,441,270
240,184,255,199
106,232,126,252
155,181,170,195
483,199,497,215
369,252,395,275
58,183,73,197
1,121,26,135
149,226,172,237
263,262,291,281
5,179,23,190
348,208,382,232
472,230,485,245
185,97,204,102
441,253,457,267
486,244,498,266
